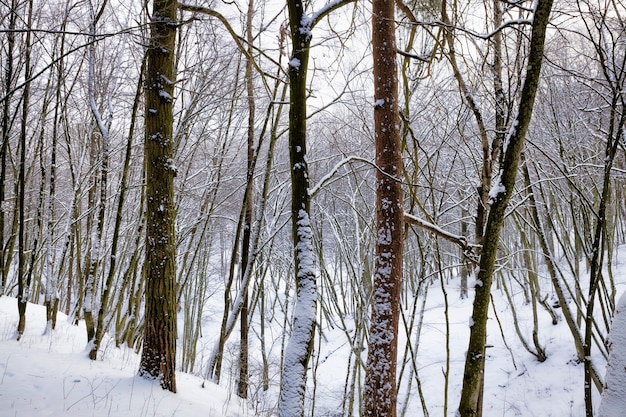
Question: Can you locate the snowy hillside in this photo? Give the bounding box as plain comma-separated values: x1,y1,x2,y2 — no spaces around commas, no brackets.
2,262,622,417
0,297,249,417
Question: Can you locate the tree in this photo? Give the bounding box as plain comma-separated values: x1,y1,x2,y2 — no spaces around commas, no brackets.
362,0,404,416
16,0,33,340
278,1,356,415
0,0,18,297
84,0,110,359
237,0,256,400
138,0,178,393
277,1,317,413
576,1,626,413
457,0,554,413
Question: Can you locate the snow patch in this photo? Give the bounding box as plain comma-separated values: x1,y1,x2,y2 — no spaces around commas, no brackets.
289,57,301,69
489,177,506,203
598,291,626,416
159,89,173,102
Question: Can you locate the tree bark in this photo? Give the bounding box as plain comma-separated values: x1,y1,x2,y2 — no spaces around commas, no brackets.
44,5,69,331
0,0,17,296
458,0,554,414
237,0,255,399
363,0,404,416
16,0,33,340
278,1,316,415
138,0,178,393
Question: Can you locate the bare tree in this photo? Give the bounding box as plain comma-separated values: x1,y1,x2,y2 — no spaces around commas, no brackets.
0,0,18,296
278,1,357,415
138,0,178,393
237,0,256,399
16,0,34,340
458,0,554,413
363,0,404,416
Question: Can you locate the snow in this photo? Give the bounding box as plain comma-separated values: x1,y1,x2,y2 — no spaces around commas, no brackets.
598,291,626,416
0,298,249,417
159,90,173,102
502,118,519,157
295,209,316,279
489,176,506,203
278,209,318,417
2,251,625,416
289,57,301,70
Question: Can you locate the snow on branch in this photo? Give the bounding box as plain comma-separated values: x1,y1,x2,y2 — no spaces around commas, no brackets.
402,18,532,40
308,0,357,30
404,212,481,259
178,3,272,91
308,156,371,197
309,155,428,197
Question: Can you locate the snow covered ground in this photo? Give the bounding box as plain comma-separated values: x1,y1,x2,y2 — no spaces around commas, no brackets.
0,258,623,416
0,298,249,417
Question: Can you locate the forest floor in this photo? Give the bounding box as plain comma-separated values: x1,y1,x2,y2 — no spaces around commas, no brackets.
0,253,624,416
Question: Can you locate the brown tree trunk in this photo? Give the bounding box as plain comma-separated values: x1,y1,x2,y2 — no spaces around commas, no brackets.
363,0,404,415
138,0,178,393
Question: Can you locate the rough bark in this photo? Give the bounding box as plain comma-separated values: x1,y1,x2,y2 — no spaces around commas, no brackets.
363,0,404,416
138,0,178,393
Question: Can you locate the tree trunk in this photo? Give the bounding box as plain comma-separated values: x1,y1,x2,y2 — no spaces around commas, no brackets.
237,0,255,400
278,2,317,415
44,8,69,332
138,0,178,393
16,0,33,340
598,291,626,416
0,0,17,296
89,0,134,361
458,0,554,414
363,0,404,416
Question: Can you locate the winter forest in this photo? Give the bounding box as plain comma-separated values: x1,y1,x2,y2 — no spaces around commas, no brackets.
0,0,625,415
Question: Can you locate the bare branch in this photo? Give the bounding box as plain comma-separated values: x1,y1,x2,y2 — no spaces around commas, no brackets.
178,3,275,91
404,212,481,256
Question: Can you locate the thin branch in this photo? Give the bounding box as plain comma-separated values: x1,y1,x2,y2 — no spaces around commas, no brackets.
404,212,481,255
0,31,127,104
400,17,532,40
178,3,273,91
310,0,358,29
